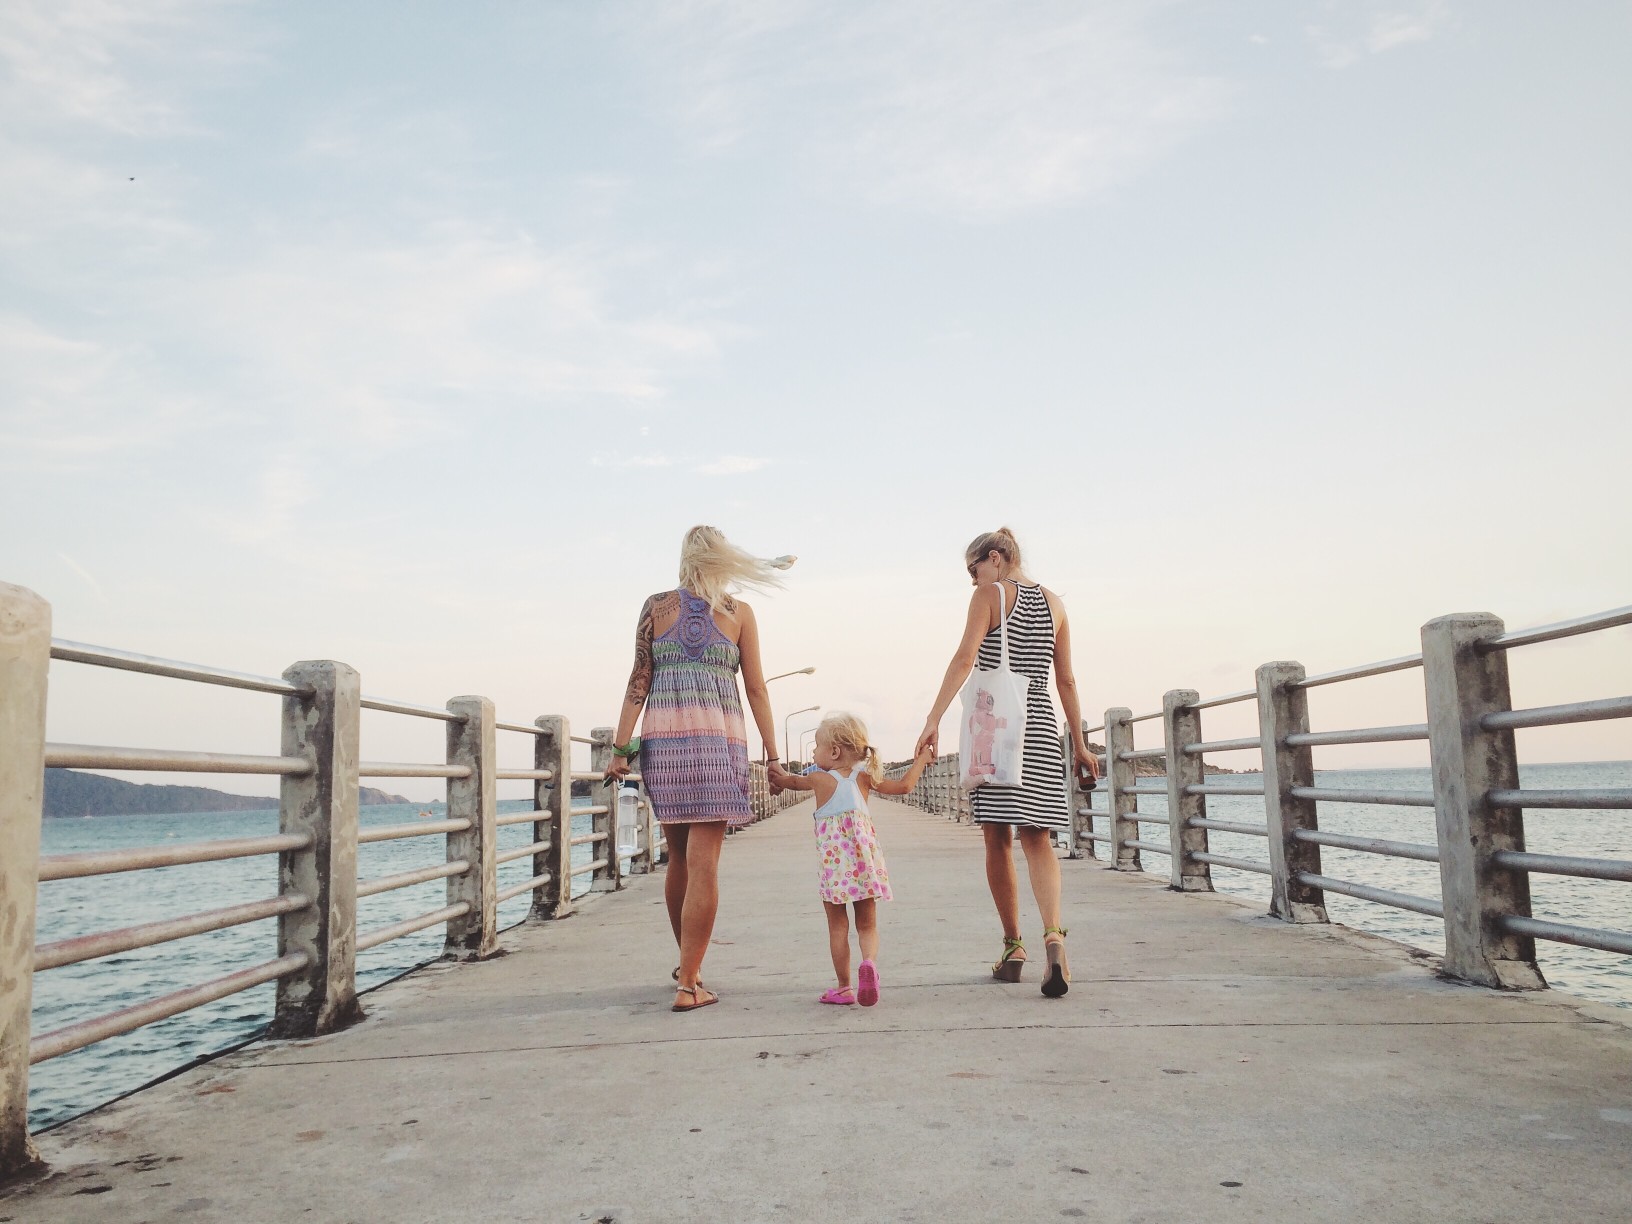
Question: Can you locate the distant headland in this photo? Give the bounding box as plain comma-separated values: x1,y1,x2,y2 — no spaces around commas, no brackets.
43,769,410,819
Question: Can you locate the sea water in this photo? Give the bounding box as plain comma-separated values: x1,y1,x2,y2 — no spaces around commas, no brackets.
27,799,607,1131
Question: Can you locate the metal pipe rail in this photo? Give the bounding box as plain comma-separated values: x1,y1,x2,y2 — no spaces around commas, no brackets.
358,819,471,844
49,638,307,695
39,833,312,881
1192,851,1271,875
1481,695,1632,732
1126,839,1171,855
496,769,557,781
570,831,607,846
1499,915,1632,958
495,874,551,904
1118,784,1168,796
1190,818,1268,837
572,858,610,877
34,894,312,972
1488,789,1632,810
1181,736,1260,755
357,861,470,899
1295,652,1423,689
1289,786,1436,807
43,743,311,775
1491,850,1632,883
496,722,547,736
495,811,547,827
357,904,471,953
1129,814,1172,826
1184,784,1266,798
1483,605,1632,651
358,761,472,779
360,695,464,723
1191,689,1257,711
30,953,311,1065
496,840,550,867
1294,872,1444,918
1292,828,1440,863
1118,747,1168,761
1284,724,1429,747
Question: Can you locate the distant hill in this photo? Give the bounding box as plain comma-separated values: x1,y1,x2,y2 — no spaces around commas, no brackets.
43,769,409,818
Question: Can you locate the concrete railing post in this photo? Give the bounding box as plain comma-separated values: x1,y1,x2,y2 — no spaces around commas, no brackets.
1063,729,1095,860
0,583,50,1180
444,696,496,960
1162,690,1212,892
589,727,621,890
534,716,574,919
1103,708,1142,872
272,660,363,1039
1256,662,1327,923
1422,613,1545,989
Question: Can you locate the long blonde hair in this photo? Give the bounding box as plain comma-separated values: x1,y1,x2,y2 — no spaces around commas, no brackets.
965,526,1027,580
818,711,882,782
677,525,795,611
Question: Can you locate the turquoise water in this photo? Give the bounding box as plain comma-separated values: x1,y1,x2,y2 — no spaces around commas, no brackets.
27,799,610,1131
1083,760,1632,1010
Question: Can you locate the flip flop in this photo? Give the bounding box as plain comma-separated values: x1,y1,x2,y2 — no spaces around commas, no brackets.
672,985,718,1012
819,986,855,1005
857,959,880,1007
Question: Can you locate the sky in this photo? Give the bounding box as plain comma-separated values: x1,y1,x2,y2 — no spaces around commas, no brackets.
2,1,1628,800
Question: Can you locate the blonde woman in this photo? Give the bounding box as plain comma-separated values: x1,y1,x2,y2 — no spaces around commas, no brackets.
915,527,1100,998
605,526,791,1012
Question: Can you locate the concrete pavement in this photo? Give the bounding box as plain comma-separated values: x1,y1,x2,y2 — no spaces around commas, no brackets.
6,797,1631,1222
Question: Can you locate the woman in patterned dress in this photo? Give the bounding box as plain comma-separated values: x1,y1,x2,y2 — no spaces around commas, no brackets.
604,526,790,1012
915,527,1100,998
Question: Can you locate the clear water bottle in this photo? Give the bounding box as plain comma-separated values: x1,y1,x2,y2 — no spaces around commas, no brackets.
616,782,640,855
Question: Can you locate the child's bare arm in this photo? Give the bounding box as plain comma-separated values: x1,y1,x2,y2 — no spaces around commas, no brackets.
768,762,817,793
871,744,936,796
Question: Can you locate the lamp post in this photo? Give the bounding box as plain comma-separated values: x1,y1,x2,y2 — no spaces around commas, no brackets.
766,666,816,683
784,705,820,764
800,728,817,765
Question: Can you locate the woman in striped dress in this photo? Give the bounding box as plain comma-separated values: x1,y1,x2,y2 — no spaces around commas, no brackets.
604,526,790,1012
916,527,1100,998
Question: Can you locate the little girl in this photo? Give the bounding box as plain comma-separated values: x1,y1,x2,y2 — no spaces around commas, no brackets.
770,713,933,1006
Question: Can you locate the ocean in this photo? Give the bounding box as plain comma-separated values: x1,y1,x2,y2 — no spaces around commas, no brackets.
25,762,1630,1132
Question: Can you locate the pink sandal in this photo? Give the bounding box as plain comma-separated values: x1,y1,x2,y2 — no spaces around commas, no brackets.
857,959,880,1007
819,986,855,1005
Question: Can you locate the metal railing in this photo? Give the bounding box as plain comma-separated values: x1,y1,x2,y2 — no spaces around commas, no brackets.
0,579,795,1176
891,604,1631,991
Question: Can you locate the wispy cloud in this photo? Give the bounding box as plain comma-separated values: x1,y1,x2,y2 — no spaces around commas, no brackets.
622,0,1230,219
1307,2,1452,69
694,455,768,476
56,552,109,604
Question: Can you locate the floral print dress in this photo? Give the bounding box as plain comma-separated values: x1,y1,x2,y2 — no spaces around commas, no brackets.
811,765,892,905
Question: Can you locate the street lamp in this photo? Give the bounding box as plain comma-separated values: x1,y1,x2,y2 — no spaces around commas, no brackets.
784,704,820,763
799,728,817,764
766,666,816,683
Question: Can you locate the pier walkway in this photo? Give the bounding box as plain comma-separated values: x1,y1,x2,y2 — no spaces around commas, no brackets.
8,797,1631,1223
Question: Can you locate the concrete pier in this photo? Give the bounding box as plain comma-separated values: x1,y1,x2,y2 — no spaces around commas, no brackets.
7,797,1631,1223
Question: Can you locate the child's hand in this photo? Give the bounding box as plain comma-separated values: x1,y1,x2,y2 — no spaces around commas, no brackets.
916,742,935,764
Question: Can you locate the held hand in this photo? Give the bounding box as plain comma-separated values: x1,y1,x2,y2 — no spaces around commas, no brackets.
603,756,631,785
1072,744,1101,784
915,721,939,758
915,741,935,765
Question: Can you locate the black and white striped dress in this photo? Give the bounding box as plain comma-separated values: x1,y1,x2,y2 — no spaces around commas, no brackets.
970,583,1068,830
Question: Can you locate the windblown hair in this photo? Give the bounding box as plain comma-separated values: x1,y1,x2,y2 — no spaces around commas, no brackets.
965,526,1024,574
676,525,794,612
817,711,882,783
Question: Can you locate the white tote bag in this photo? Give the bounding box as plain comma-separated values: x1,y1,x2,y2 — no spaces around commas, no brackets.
958,584,1029,790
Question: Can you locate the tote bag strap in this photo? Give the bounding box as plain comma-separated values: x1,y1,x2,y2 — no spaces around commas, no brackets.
991,582,1012,671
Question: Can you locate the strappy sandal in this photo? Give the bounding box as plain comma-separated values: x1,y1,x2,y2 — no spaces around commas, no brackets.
1041,926,1070,998
992,936,1026,982
672,984,718,1013
819,986,856,1005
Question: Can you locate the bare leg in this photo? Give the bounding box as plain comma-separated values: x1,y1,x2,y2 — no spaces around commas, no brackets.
1017,827,1062,934
663,823,689,948
824,901,852,987
674,821,726,1004
982,822,1024,958
854,898,878,964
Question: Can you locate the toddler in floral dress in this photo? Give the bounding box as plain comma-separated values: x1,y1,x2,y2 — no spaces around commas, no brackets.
769,713,932,1006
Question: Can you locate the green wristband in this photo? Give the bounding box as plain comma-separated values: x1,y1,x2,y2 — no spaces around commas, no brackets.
612,736,641,758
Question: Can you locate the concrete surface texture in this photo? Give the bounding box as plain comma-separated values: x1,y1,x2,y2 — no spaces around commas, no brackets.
6,796,1631,1223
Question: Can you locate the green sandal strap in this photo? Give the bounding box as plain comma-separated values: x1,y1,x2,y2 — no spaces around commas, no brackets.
1044,926,1069,939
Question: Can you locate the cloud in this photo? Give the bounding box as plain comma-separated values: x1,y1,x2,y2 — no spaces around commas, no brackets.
1306,2,1451,69
57,552,109,605
693,455,768,476
622,0,1230,219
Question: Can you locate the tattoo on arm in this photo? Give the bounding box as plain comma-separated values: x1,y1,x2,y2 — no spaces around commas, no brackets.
625,597,656,704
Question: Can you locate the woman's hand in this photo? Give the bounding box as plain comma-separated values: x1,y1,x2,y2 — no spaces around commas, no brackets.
915,720,939,759
603,755,631,785
766,761,791,793
1072,742,1101,785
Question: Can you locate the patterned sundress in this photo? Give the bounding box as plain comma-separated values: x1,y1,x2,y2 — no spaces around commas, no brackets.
639,589,755,826
969,583,1069,831
811,766,892,904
